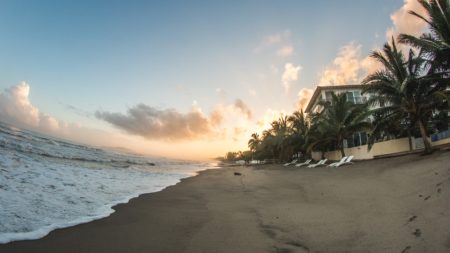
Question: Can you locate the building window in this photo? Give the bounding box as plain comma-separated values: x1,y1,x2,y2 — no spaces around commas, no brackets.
346,90,364,104
344,132,368,148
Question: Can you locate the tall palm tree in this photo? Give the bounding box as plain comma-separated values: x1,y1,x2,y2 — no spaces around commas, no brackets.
305,112,335,158
248,133,260,153
288,110,309,136
287,110,309,156
398,0,450,72
311,93,372,157
271,115,293,160
362,38,449,153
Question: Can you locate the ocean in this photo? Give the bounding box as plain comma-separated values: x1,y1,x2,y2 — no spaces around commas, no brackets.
0,122,215,244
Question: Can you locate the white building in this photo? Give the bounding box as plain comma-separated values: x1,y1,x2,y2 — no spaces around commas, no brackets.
305,84,373,149
304,84,371,114
304,84,450,160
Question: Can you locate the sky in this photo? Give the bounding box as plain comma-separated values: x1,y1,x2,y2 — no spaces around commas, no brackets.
0,0,429,160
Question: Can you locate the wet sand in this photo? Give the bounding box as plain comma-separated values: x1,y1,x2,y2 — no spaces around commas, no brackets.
1,150,450,253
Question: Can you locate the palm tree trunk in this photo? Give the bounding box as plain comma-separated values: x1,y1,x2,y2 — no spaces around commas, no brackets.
339,139,346,158
407,129,413,151
417,119,432,154
340,146,345,158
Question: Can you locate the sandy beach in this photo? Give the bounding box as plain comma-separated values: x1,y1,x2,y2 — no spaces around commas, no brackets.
1,150,450,253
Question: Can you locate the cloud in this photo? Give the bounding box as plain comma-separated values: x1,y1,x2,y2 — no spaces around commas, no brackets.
270,64,279,74
387,0,428,40
254,30,293,55
210,106,224,126
318,42,363,86
0,82,62,132
256,109,288,130
282,63,302,93
96,104,220,141
215,88,226,97
0,83,256,160
0,82,125,148
296,88,314,111
276,45,294,57
361,55,383,75
60,102,92,117
233,99,252,119
316,2,429,83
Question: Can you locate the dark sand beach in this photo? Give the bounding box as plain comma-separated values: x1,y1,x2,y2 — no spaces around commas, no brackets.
1,150,450,253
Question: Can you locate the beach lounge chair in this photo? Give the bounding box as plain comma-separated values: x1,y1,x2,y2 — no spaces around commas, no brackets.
283,159,298,166
307,159,327,168
327,156,347,167
333,156,354,167
235,160,245,165
295,159,311,167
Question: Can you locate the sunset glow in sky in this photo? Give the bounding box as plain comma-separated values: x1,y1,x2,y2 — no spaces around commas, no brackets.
0,0,428,160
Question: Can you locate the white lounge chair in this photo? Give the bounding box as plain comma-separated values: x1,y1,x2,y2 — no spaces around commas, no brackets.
283,159,298,166
250,160,259,165
308,159,327,168
327,156,348,167
235,160,245,165
295,159,311,167
333,156,354,167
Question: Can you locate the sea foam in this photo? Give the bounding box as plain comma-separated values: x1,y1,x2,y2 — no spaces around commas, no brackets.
0,123,213,243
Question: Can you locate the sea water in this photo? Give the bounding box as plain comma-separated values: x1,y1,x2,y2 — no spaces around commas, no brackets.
0,122,214,243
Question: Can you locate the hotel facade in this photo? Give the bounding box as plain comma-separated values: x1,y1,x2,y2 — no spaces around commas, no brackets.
304,84,450,160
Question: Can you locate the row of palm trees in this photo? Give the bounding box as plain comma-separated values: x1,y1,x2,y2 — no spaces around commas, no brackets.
225,0,449,162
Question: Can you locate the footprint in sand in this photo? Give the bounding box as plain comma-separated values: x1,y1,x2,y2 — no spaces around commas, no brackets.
437,188,441,193
424,195,431,201
412,229,421,237
401,246,411,253
408,215,417,223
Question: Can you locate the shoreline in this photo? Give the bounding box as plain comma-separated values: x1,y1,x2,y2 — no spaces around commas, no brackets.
0,165,214,245
1,151,450,252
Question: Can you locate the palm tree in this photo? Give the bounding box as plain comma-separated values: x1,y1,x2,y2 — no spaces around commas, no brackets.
398,0,450,72
288,110,309,136
287,110,309,156
314,93,371,157
362,38,449,153
305,112,335,158
248,133,260,159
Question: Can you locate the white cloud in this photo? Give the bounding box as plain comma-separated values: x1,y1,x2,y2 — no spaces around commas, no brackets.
0,83,129,148
233,99,252,119
296,88,314,111
215,88,226,97
282,63,302,93
256,109,288,130
0,82,61,132
254,30,293,55
270,64,279,75
387,0,428,40
248,89,257,96
318,42,363,86
361,55,383,75
276,45,294,57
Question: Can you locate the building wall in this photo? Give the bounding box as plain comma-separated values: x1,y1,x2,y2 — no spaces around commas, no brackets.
431,137,450,147
311,135,450,161
312,137,413,161
310,88,371,114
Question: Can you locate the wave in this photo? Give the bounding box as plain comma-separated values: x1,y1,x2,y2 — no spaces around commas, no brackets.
0,122,209,244
0,176,183,244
